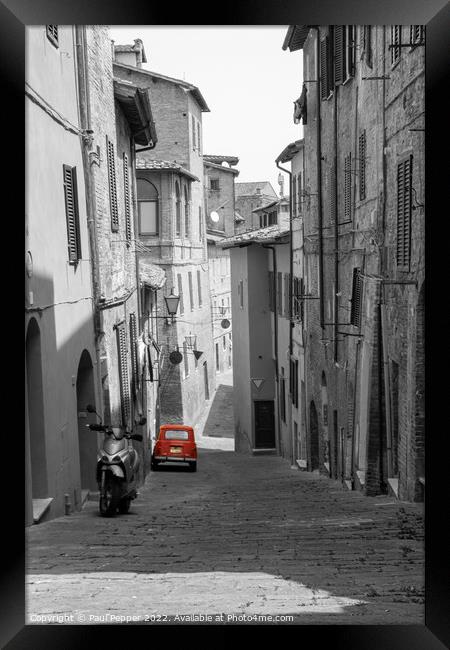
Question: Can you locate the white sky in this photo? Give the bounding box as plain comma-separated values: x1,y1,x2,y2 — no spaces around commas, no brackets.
109,26,303,195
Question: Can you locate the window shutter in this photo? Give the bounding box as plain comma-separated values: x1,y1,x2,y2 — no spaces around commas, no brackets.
329,167,336,223
350,268,363,327
197,270,202,306
123,153,131,244
292,175,297,216
63,165,81,263
396,156,413,270
359,131,366,201
116,322,131,426
46,25,59,47
299,277,305,322
107,137,119,232
344,153,352,220
297,173,302,213
327,30,334,93
346,26,355,78
334,26,345,85
320,38,328,100
391,25,401,65
129,312,138,388
277,272,283,315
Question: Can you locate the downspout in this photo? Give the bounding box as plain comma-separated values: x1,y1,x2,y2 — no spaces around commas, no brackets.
276,160,295,465
312,27,325,328
262,244,281,455
333,80,339,362
75,25,104,415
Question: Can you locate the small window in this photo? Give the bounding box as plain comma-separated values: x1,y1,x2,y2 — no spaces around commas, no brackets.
210,179,220,191
46,25,59,48
63,165,82,263
192,116,196,151
391,25,401,66
106,136,119,232
116,322,131,426
396,155,413,270
123,154,132,243
358,131,366,201
197,270,202,306
184,185,190,238
410,25,425,47
188,271,194,311
177,273,184,314
137,178,159,235
175,181,181,237
363,25,373,68
350,268,363,327
164,430,189,440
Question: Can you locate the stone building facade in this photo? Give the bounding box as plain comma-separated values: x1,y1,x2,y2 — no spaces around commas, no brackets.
235,181,278,233
204,155,239,375
282,25,425,501
113,44,216,428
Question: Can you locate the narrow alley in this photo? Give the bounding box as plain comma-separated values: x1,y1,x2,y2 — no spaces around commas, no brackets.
26,371,424,625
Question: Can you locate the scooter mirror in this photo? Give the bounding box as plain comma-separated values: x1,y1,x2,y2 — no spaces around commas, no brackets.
86,404,96,413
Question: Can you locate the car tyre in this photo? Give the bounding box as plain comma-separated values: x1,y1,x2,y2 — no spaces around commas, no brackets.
189,462,197,472
150,459,159,471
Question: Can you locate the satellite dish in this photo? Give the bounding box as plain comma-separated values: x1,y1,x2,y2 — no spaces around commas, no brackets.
210,211,220,223
169,350,183,365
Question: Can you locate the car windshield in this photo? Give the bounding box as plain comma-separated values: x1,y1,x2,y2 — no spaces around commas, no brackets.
163,430,190,440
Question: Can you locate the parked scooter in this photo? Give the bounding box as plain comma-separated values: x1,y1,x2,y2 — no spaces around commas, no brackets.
85,404,145,517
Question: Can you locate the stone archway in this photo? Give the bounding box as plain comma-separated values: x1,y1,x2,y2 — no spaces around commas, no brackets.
309,401,319,471
26,318,48,499
76,350,97,492
321,372,330,474
414,283,425,501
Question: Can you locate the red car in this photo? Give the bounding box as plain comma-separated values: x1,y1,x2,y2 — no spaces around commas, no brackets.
151,425,197,472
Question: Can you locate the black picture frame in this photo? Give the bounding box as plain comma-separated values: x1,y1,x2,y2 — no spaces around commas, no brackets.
7,0,449,646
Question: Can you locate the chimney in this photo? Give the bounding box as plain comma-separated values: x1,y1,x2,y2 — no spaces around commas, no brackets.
114,38,147,69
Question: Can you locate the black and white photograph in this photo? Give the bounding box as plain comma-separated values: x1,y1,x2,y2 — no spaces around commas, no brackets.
5,2,447,645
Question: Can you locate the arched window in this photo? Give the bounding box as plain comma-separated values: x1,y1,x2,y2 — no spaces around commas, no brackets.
137,177,159,235
175,181,181,237
184,185,190,238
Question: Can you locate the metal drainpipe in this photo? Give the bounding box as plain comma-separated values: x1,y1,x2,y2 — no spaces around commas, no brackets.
262,244,281,456
75,25,104,417
333,82,339,362
276,161,295,465
313,27,325,328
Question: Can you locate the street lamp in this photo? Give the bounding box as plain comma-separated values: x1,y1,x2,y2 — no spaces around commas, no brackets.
164,289,180,323
185,333,197,349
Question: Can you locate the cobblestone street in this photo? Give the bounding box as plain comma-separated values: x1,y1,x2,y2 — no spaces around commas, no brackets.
26,372,424,625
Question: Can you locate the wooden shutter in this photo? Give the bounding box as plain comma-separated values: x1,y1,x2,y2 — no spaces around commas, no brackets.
297,173,302,213
346,26,355,77
320,38,328,100
116,322,131,426
334,26,346,85
107,137,119,231
292,175,297,216
277,272,283,315
396,156,413,270
391,25,401,65
411,25,424,45
329,167,336,223
359,131,366,201
123,153,131,244
295,360,299,408
63,165,82,263
344,153,352,220
268,271,274,311
327,30,334,93
129,312,138,388
299,277,305,322
46,25,59,46
350,268,363,327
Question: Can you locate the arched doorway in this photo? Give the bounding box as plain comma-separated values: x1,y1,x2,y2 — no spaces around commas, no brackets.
26,318,48,498
309,401,319,470
414,283,425,501
76,350,97,492
321,372,329,473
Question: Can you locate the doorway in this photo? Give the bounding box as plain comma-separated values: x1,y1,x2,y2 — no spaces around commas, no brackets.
254,400,275,449
309,401,319,470
76,350,97,491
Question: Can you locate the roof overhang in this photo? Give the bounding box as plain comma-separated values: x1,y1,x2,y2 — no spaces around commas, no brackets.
218,227,290,250
136,159,199,182
113,79,157,146
204,160,240,175
276,139,305,164
282,25,312,52
138,260,166,290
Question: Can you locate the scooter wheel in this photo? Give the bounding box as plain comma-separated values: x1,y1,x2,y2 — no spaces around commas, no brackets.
118,498,131,514
99,478,121,517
